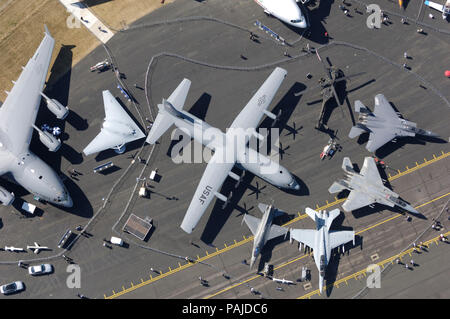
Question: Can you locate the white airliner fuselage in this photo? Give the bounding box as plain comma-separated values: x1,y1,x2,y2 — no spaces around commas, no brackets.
255,0,308,28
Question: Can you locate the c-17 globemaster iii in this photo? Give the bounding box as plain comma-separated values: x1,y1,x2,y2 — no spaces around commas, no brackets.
329,156,420,215
290,208,355,294
0,26,72,207
349,94,438,153
243,203,289,268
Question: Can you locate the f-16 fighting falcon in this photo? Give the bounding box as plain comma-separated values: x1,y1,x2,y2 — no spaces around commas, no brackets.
290,208,355,293
243,203,289,268
329,157,420,215
146,67,300,234
0,26,72,207
349,94,438,153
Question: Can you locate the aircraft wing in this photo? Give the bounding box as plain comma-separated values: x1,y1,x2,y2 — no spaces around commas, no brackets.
373,94,399,121
180,151,235,234
83,90,145,155
229,67,287,136
290,229,316,249
342,190,374,212
243,214,261,236
366,130,397,152
0,26,55,154
360,157,384,186
267,224,288,241
424,0,445,12
329,230,355,250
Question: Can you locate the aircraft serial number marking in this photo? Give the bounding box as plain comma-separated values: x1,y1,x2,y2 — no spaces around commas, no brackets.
199,185,213,205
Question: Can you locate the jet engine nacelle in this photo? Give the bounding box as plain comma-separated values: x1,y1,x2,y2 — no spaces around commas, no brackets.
41,93,69,120
33,125,61,152
0,186,14,206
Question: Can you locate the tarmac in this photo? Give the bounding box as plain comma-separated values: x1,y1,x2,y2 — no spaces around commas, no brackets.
0,0,448,299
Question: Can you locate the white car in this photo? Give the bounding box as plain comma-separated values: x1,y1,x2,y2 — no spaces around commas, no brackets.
28,264,53,276
0,281,24,295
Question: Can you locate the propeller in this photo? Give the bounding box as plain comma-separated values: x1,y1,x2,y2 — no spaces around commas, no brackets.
247,181,266,200
236,202,254,217
285,122,303,140
273,142,290,160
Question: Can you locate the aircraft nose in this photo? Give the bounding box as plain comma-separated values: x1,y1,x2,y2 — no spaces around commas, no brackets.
61,194,73,208
289,179,300,191
298,20,308,29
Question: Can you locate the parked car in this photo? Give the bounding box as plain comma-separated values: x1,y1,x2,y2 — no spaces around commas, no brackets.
28,264,53,276
0,281,24,295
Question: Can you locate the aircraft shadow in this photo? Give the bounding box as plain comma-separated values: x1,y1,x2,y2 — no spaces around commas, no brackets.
257,234,290,272
72,0,114,8
300,0,334,45
94,137,145,162
188,93,212,121
375,135,447,159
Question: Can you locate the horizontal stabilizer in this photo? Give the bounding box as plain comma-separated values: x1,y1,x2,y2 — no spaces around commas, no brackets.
349,125,365,139
167,78,191,111
145,104,174,144
328,181,349,194
326,209,341,229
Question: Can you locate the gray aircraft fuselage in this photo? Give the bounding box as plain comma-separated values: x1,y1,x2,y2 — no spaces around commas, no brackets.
250,205,278,268
0,143,72,207
340,169,417,213
168,104,299,190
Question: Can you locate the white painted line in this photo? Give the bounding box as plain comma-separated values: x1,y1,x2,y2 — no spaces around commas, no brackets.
59,0,114,43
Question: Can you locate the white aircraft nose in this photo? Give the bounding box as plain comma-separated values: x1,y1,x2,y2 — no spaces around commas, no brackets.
61,195,73,208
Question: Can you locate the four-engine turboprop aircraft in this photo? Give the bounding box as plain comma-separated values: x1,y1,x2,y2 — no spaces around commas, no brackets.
146,67,300,233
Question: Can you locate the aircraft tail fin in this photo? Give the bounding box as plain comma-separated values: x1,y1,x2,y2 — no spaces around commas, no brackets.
325,208,340,229
342,157,355,173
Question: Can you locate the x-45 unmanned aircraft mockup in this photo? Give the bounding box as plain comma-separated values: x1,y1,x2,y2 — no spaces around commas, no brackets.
255,0,308,28
146,67,300,234
0,26,72,207
82,90,145,156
